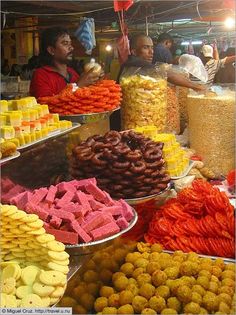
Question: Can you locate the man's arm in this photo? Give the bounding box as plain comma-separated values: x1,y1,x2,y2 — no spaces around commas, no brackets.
224,55,236,65
167,70,206,91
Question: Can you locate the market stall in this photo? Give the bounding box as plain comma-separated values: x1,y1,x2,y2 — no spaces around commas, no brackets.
1,0,235,314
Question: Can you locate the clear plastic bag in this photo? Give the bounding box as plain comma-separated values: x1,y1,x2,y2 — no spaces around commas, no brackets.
120,66,167,131
179,54,208,83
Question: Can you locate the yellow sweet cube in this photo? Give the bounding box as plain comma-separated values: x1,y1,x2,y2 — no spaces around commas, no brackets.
40,105,49,115
0,100,8,112
0,126,15,139
12,99,29,110
0,115,7,125
53,114,60,123
3,111,22,127
24,133,31,144
8,138,20,147
41,128,49,138
17,135,25,146
35,130,42,140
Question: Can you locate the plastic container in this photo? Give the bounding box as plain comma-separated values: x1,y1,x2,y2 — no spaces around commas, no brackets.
120,67,167,131
187,85,235,176
166,84,180,134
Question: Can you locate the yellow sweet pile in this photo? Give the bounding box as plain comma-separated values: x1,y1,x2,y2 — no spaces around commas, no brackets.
134,126,189,177
60,240,236,314
120,75,167,131
0,204,70,307
0,98,72,147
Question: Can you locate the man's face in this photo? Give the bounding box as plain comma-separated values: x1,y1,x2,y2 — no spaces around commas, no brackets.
132,36,154,63
48,34,74,64
165,40,173,49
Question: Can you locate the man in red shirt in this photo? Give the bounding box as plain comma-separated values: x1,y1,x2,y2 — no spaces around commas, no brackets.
30,27,100,99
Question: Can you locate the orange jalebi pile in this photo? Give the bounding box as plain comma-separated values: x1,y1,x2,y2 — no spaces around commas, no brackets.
123,200,157,242
38,80,122,115
145,180,235,258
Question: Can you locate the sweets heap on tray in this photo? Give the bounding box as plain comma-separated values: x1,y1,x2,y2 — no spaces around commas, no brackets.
0,139,17,159
134,126,189,177
69,130,170,199
60,240,236,315
145,180,235,258
0,98,72,147
2,178,135,245
38,80,122,115
0,204,69,307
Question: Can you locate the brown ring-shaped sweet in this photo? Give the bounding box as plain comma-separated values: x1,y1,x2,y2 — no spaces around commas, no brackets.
112,184,123,192
111,174,123,181
143,177,154,184
119,180,131,187
132,190,148,198
149,188,161,195
150,170,161,178
107,137,121,146
112,144,131,155
126,150,142,162
157,183,168,190
97,178,111,185
111,167,127,174
122,188,135,196
113,160,130,169
134,174,146,182
144,168,153,176
146,160,165,170
78,151,94,161
123,170,134,177
112,192,125,199
159,176,171,184
105,130,121,139
92,153,107,166
130,161,146,174
144,148,162,161
86,137,96,147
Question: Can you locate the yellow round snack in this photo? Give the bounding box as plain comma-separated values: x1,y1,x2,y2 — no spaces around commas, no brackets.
19,225,34,232
47,250,69,261
10,228,25,235
20,293,44,307
2,206,18,216
1,242,16,249
16,286,33,299
39,270,65,286
27,220,44,229
1,277,16,294
47,262,69,274
36,234,55,244
32,282,55,297
50,258,70,266
19,244,30,250
12,252,26,258
27,227,45,235
0,293,7,307
21,214,39,223
5,294,18,307
9,211,27,220
41,297,51,307
21,266,40,285
49,297,60,305
46,240,65,252
2,263,21,280
50,286,65,298
0,261,18,268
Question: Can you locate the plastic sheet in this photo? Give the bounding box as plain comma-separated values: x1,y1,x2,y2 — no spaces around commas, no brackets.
187,86,235,176
120,67,167,131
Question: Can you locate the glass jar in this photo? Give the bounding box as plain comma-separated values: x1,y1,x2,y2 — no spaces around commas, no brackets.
187,85,235,176
120,67,167,132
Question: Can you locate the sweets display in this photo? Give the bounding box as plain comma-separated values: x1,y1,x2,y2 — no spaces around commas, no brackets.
177,87,189,133
0,140,17,159
120,74,167,131
0,204,69,307
166,86,180,134
2,178,135,245
134,127,189,178
0,98,72,147
69,130,170,199
60,240,236,314
187,90,235,176
145,180,235,258
38,80,122,115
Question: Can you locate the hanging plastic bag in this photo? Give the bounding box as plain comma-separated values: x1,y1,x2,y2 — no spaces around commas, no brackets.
179,54,208,82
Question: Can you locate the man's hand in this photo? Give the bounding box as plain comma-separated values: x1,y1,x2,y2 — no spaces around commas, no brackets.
192,84,207,92
77,68,100,88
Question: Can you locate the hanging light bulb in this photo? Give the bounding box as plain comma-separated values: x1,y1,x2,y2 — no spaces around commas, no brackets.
105,44,112,52
224,17,235,29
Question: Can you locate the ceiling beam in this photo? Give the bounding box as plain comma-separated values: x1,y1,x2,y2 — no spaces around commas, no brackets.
18,1,83,12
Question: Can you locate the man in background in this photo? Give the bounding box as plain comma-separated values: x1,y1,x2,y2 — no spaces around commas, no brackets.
30,27,101,98
153,33,174,64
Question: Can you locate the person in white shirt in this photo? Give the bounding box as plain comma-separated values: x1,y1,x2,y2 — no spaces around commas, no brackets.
201,44,235,84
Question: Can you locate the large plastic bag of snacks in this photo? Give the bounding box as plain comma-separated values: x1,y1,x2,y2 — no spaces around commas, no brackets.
187,85,235,176
120,66,167,131
179,54,208,83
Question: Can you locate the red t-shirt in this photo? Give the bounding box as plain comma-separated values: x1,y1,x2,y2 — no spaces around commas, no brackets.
30,65,79,98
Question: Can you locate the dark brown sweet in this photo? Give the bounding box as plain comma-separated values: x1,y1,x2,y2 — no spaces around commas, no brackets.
69,130,170,199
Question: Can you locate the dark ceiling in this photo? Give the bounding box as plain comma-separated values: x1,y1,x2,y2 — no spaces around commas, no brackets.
1,0,235,40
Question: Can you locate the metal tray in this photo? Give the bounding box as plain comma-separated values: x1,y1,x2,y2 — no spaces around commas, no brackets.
60,107,120,124
18,123,80,151
0,151,21,165
171,160,195,180
125,183,171,206
65,207,138,256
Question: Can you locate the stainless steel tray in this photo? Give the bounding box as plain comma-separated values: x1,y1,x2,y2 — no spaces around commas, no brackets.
60,107,120,124
171,160,195,180
18,123,80,151
65,207,138,256
0,151,21,165
125,183,171,206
